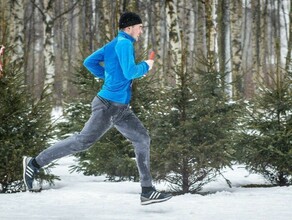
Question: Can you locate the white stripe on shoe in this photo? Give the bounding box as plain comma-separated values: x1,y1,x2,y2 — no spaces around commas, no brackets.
149,192,161,199
26,166,34,177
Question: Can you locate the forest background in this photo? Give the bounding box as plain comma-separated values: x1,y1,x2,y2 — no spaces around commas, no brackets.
1,0,291,104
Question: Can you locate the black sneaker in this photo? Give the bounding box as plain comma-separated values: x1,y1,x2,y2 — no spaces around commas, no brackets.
23,156,39,191
141,187,172,205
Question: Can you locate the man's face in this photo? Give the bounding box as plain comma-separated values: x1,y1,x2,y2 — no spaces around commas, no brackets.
126,24,143,41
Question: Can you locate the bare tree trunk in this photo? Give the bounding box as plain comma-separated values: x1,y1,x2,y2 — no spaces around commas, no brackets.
54,0,68,106
143,0,150,50
224,0,232,98
205,0,218,70
253,0,263,87
166,0,182,85
10,0,25,64
101,0,112,42
94,0,102,45
286,0,292,71
186,0,196,70
158,0,167,87
24,2,45,99
279,0,290,68
262,0,271,86
218,0,232,99
195,1,207,62
42,0,56,94
241,0,254,98
0,1,9,45
66,0,80,100
230,0,243,97
272,0,290,86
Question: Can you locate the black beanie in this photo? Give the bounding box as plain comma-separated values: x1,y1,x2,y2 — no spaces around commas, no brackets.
119,12,142,29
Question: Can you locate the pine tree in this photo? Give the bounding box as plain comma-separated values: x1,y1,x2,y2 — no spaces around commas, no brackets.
235,69,292,186
150,54,239,194
0,49,58,193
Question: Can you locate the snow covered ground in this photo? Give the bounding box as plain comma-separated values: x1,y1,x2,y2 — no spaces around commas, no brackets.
1,156,292,220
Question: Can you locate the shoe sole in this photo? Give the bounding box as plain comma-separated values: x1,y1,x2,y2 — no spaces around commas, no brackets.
141,195,172,205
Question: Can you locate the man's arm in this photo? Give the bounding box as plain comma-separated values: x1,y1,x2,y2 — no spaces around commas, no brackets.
83,48,105,79
115,41,149,80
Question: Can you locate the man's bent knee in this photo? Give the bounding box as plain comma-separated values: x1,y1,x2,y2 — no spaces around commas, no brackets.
71,134,95,152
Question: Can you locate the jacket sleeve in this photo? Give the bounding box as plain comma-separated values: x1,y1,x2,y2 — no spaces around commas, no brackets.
83,47,105,79
115,40,149,80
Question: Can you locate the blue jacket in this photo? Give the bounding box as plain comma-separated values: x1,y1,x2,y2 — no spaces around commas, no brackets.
83,31,149,104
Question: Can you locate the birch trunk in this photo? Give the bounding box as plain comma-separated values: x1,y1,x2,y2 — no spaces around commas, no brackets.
218,0,232,98
253,0,263,86
224,2,232,99
42,0,55,94
10,0,25,64
286,0,292,71
101,0,111,41
187,0,196,70
166,0,182,85
158,0,167,87
210,0,218,61
230,0,243,97
279,0,290,67
143,0,150,50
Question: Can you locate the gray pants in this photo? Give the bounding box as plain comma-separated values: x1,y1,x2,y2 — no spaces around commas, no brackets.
35,96,153,187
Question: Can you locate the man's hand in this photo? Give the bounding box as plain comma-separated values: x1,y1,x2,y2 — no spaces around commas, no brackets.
149,51,155,60
145,51,155,71
145,60,154,70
